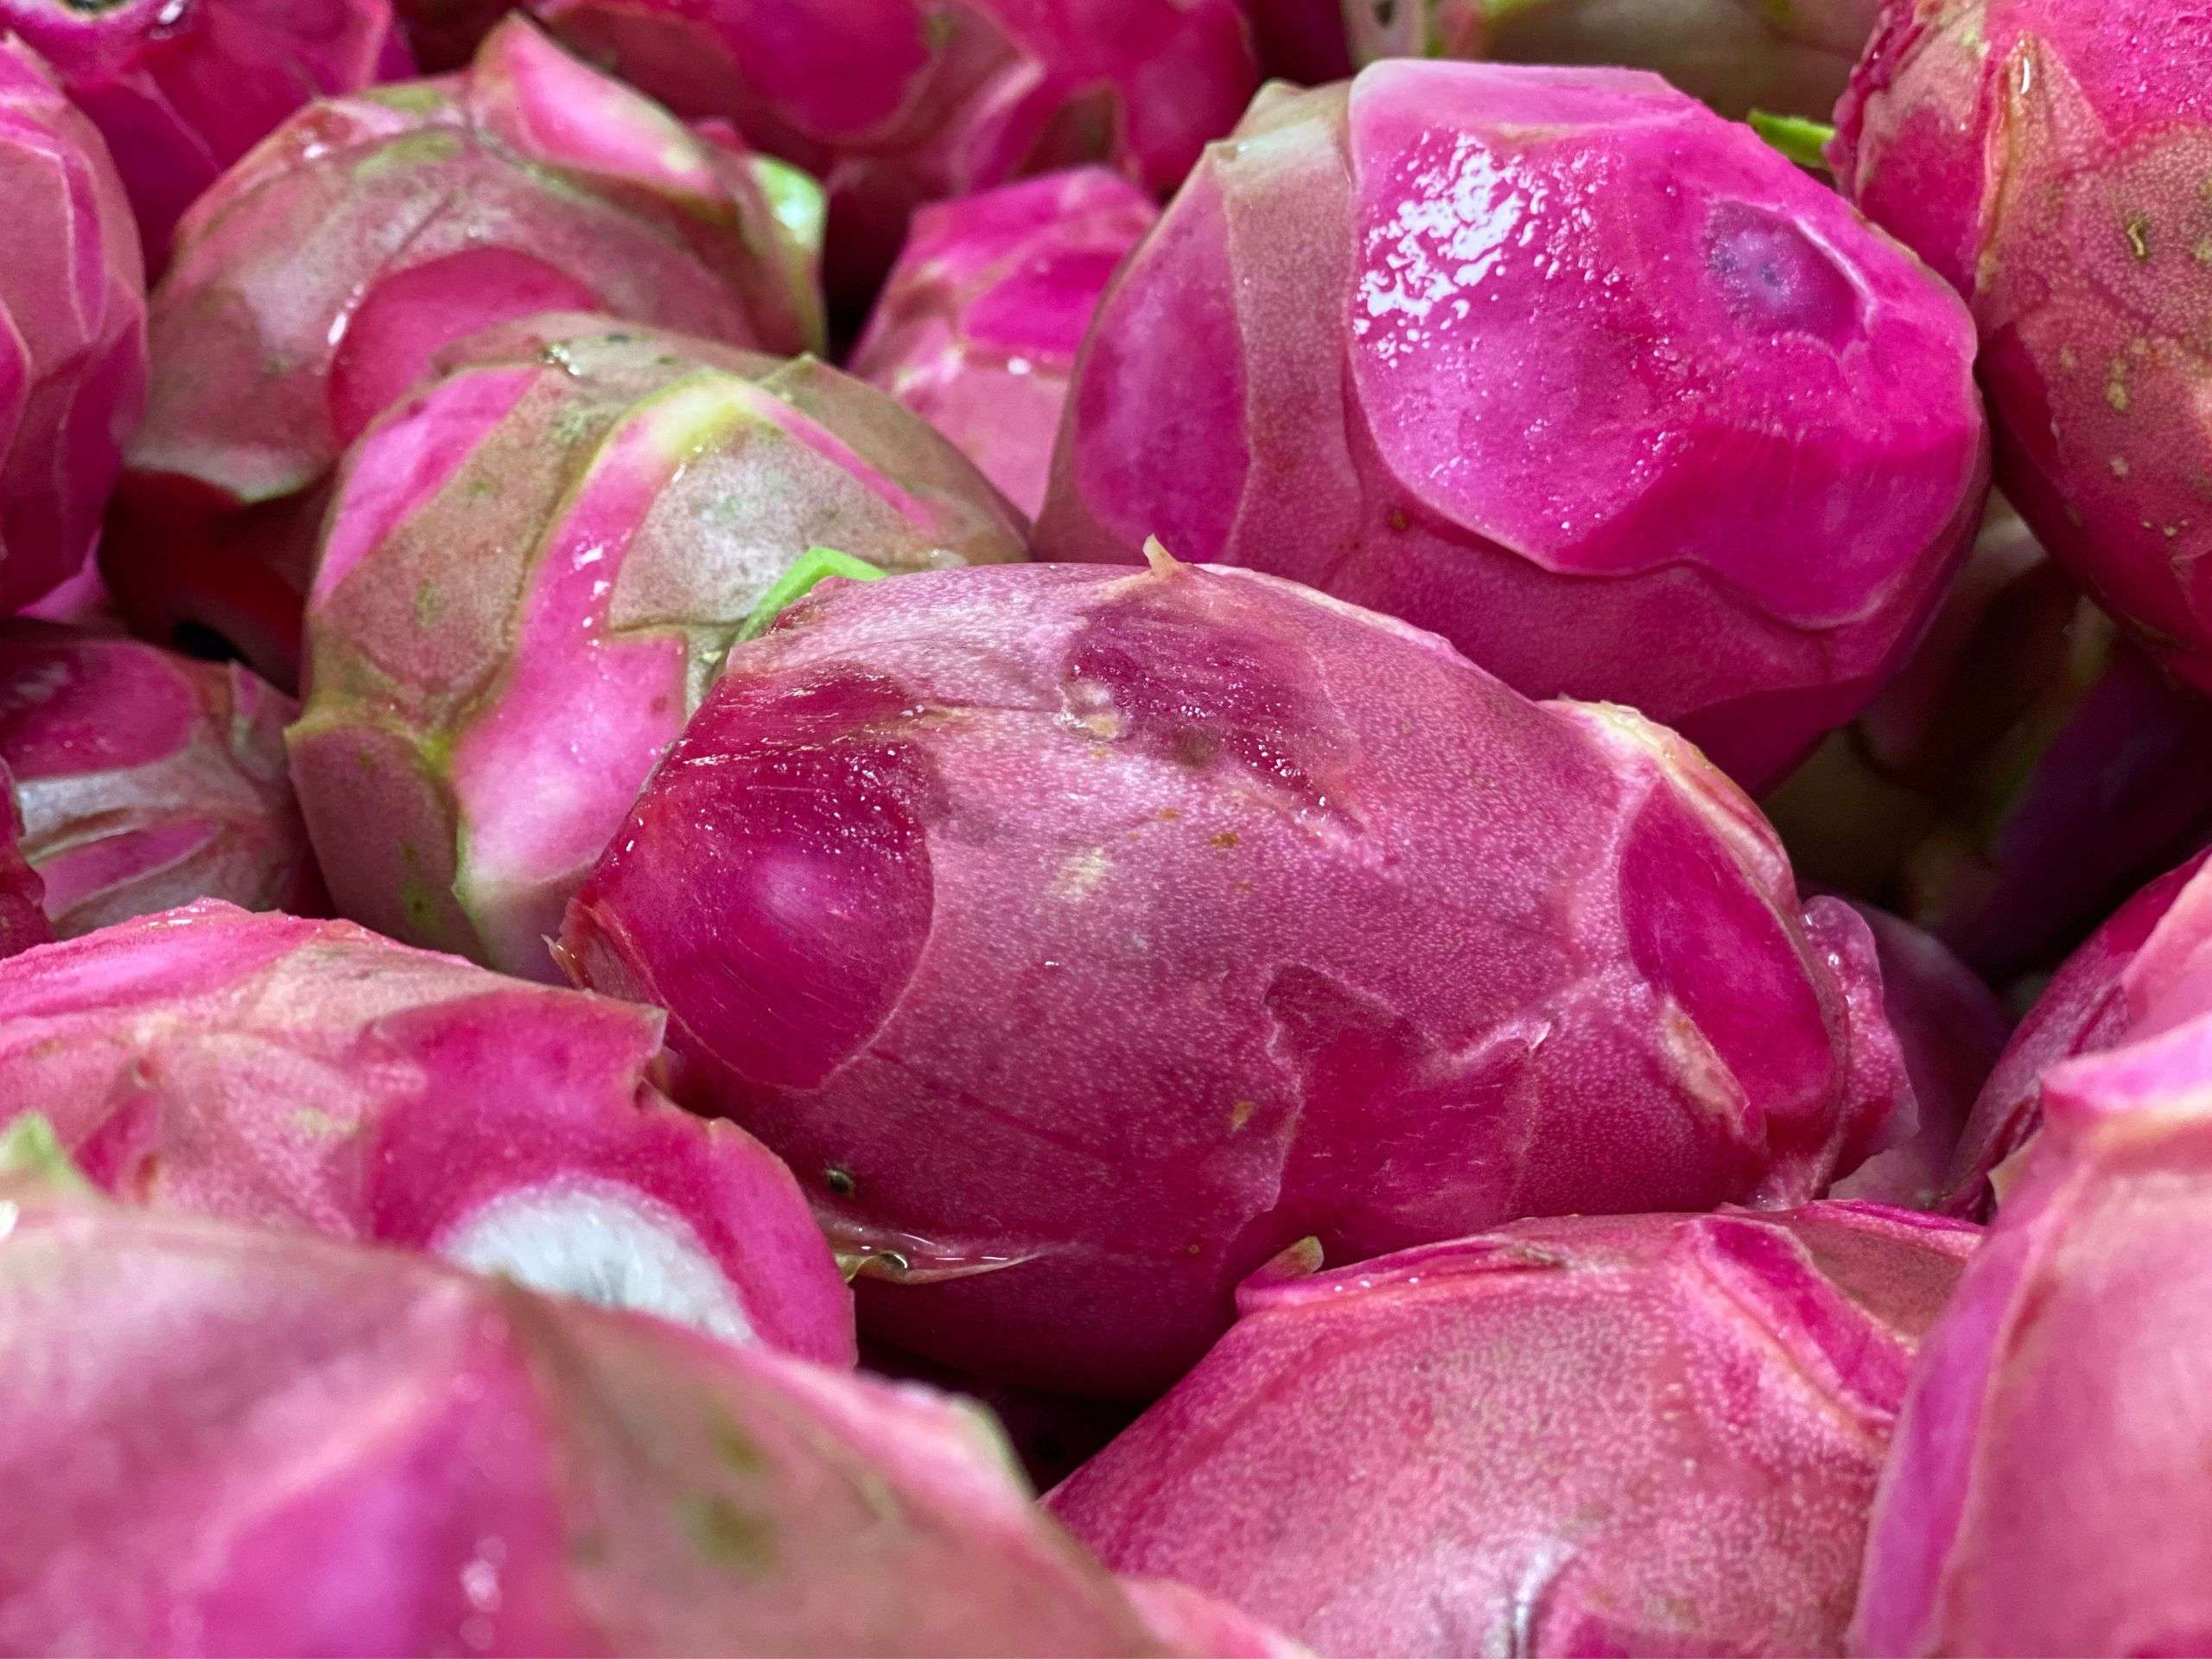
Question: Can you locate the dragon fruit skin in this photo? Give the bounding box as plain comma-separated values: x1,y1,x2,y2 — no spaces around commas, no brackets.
102,16,825,689
1832,0,2212,695
1050,1204,1979,1657
0,900,855,1364
1765,500,2212,982
0,1194,1215,1656
559,555,1911,1397
0,0,412,275
391,0,512,67
1852,1018,2212,1655
0,762,46,960
288,315,1026,983
850,168,1156,518
1037,61,1989,793
524,0,1258,308
1346,0,1887,120
1942,849,2212,1217
0,620,322,936
861,1342,1141,1495
1829,905,2009,1211
0,37,148,620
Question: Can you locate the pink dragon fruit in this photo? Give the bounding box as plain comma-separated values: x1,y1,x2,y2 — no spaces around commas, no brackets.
1852,1014,2212,1654
1832,0,2212,695
1829,904,2009,1210
1037,61,1989,792
850,168,1156,518
0,620,321,936
1050,1204,1979,1656
1943,849,2212,1217
0,1189,1232,1655
0,0,412,274
391,0,511,67
559,552,1911,1397
1766,499,2212,981
516,0,1259,308
289,315,1026,982
102,15,826,688
1235,0,1351,85
0,760,45,960
1346,0,1888,120
0,899,855,1363
0,36,147,620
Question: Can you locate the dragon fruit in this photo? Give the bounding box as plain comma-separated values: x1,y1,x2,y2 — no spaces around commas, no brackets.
1853,1015,2212,1654
0,0,411,274
102,15,825,688
0,620,321,936
0,37,148,620
0,761,45,960
0,1189,1232,1655
1766,499,2212,981
1038,60,1988,792
1832,0,2212,695
1944,849,2212,1217
1346,0,1887,120
850,168,1156,518
1828,905,2008,1210
515,0,1258,308
0,900,855,1363
1050,1204,1979,1656
288,315,1026,982
559,552,1911,1396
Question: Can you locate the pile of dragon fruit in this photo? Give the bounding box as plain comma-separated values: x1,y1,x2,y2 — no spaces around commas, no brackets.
2,0,2209,1652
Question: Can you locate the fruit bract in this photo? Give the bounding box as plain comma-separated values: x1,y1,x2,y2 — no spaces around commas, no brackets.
0,900,854,1363
1050,1205,1978,1656
1348,0,1887,121
1853,1014,2212,1654
1944,849,2212,1216
0,1192,1211,1656
851,168,1156,518
289,315,1026,982
0,760,45,960
518,0,1258,307
1828,904,2008,1211
1766,499,2212,980
1037,60,1988,791
0,0,411,273
1832,0,2212,693
560,554,1911,1396
0,620,321,936
0,35,148,619
104,15,825,687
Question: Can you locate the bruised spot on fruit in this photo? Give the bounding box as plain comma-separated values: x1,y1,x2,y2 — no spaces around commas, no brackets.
603,667,942,1090
1062,594,1347,813
437,1181,755,1344
1704,200,1860,347
683,1496,774,1571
